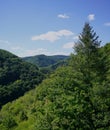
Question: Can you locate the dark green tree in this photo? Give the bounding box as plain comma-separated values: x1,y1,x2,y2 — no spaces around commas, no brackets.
73,22,101,85
69,23,102,129
75,22,100,54
71,23,110,129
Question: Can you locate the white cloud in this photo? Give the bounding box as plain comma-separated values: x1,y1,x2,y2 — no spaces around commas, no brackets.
58,14,70,19
10,47,49,57
63,42,75,49
18,48,71,57
4,44,72,57
104,22,110,26
88,14,95,21
32,30,74,42
20,48,69,57
32,31,59,42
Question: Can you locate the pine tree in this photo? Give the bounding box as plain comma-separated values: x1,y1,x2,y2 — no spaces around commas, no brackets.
75,22,100,54
69,23,102,129
73,22,101,85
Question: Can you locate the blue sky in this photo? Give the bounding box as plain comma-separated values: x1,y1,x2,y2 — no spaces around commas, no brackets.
0,0,110,57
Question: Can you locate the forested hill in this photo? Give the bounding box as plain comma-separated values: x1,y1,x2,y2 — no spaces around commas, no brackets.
0,49,44,108
22,54,69,67
0,23,110,130
0,42,110,130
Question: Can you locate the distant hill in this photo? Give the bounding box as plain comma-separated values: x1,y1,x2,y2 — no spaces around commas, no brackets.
40,59,69,74
0,49,44,107
22,54,69,67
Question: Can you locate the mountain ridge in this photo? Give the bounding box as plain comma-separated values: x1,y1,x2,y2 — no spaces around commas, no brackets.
22,54,69,67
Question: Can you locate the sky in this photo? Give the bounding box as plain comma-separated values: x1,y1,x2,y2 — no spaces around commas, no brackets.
0,0,110,57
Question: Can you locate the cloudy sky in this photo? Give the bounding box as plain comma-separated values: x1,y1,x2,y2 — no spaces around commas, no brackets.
0,0,110,57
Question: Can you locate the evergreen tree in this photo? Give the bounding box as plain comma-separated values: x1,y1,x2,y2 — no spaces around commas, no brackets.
75,22,100,54
70,23,102,129
73,22,101,85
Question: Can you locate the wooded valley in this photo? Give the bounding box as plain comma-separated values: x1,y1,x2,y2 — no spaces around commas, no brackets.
0,23,110,130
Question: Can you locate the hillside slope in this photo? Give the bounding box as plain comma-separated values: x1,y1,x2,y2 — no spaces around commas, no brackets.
0,43,110,130
0,49,44,107
0,21,110,129
22,54,69,67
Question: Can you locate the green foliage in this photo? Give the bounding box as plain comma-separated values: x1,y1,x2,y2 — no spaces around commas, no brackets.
40,59,68,75
74,22,100,54
0,24,110,130
0,49,44,107
2,115,17,129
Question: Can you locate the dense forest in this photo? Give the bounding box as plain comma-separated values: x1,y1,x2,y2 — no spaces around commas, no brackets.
0,50,44,108
23,54,69,75
0,23,110,130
